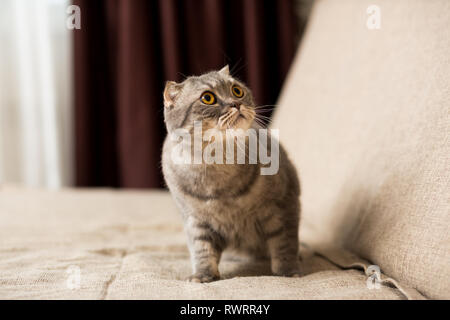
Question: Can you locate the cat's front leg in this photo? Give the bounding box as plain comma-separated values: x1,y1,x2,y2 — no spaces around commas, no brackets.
185,219,226,283
263,216,301,277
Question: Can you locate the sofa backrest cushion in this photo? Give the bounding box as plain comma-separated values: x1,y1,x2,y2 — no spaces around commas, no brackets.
273,0,450,299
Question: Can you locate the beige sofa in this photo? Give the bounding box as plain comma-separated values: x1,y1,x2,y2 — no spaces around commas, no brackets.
0,0,448,299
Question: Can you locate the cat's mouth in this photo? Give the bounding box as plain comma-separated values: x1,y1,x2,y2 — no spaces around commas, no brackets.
217,106,255,130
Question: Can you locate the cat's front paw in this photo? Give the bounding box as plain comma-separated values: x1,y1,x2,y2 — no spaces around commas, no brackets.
284,271,301,278
273,269,302,278
187,273,220,283
272,263,301,278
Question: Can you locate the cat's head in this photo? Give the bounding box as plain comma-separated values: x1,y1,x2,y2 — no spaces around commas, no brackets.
163,65,256,133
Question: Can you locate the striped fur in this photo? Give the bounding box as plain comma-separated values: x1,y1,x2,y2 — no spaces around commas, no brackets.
162,67,301,282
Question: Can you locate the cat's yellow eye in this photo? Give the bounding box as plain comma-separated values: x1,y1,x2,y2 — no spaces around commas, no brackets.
231,85,244,98
200,91,216,105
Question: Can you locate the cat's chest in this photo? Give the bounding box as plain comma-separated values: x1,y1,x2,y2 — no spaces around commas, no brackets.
204,199,261,240
190,197,259,232
174,162,260,199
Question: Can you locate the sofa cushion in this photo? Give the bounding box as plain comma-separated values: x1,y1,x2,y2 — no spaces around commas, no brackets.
0,187,409,299
273,0,450,299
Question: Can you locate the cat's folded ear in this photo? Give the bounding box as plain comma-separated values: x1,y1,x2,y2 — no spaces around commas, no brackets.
219,65,230,76
163,81,182,108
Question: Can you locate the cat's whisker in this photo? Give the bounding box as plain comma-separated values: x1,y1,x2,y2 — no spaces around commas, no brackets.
219,109,240,129
230,59,247,77
254,112,272,119
254,104,278,109
253,108,276,113
255,115,272,121
177,72,188,80
255,109,275,113
219,115,233,129
255,119,272,127
253,117,270,128
240,106,255,118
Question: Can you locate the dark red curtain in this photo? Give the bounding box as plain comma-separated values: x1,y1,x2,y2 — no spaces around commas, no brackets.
74,0,298,188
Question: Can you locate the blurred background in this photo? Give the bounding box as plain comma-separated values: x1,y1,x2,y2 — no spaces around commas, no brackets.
0,0,313,189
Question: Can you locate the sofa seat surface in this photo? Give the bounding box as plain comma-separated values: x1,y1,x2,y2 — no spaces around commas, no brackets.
0,187,414,300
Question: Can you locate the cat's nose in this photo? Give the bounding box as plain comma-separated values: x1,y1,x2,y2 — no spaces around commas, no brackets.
230,104,241,110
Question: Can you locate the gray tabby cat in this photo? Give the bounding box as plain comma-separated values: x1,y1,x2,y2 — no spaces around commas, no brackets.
162,66,301,283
